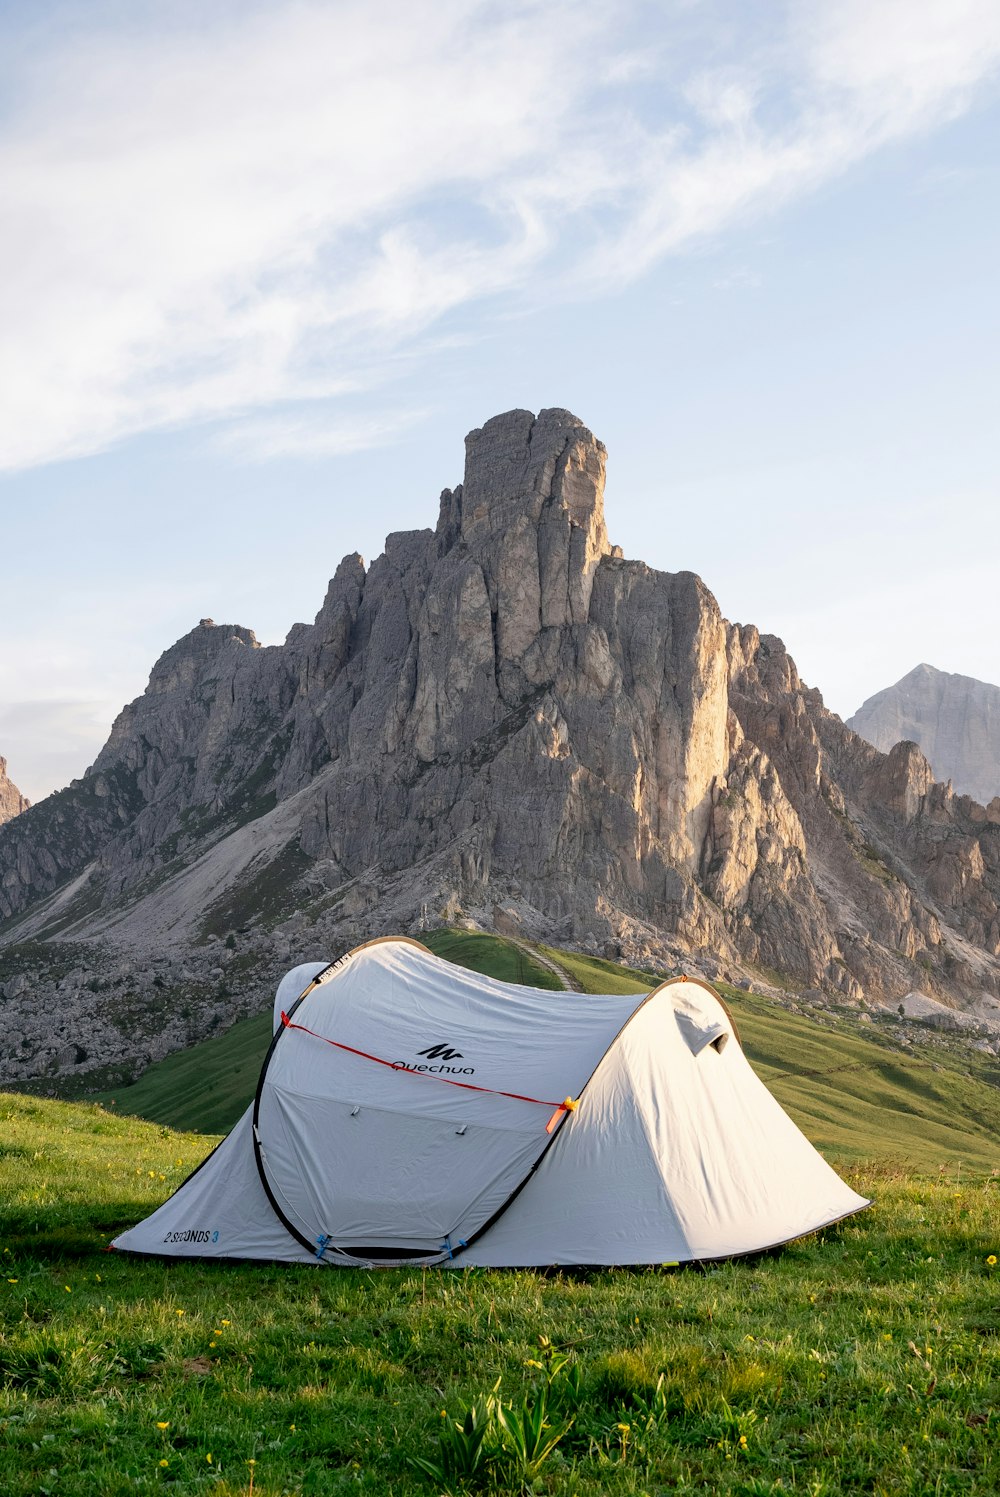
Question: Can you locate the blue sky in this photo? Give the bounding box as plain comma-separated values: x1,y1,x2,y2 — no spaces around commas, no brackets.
1,0,999,802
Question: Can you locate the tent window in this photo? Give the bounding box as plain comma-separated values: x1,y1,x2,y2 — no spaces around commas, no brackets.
674,1010,729,1056
335,1245,442,1261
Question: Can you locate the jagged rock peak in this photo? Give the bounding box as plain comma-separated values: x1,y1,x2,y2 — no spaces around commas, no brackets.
447,408,607,548
869,739,936,824
0,756,30,826
145,620,260,696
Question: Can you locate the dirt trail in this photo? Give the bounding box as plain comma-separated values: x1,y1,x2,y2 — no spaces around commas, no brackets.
510,939,583,992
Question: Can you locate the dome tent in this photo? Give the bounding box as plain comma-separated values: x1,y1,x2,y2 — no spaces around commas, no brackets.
111,938,868,1267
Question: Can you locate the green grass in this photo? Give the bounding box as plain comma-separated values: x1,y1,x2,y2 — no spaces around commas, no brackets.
533,945,653,996
93,1011,276,1135
718,987,1000,1176
419,929,562,991
1,1093,999,1495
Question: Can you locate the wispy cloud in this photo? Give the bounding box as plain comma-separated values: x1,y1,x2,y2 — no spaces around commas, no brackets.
577,0,1000,284
2,0,999,471
211,403,428,462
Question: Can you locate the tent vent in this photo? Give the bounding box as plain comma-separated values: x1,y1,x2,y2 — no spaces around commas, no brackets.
455,1124,467,1135
711,1033,729,1053
350,1106,360,1116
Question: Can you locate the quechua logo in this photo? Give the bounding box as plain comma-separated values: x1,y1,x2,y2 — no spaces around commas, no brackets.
392,1041,474,1076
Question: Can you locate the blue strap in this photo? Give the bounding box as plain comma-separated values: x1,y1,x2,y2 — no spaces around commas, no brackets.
315,1234,330,1260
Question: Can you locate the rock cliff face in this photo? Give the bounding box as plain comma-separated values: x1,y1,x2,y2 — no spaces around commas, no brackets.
0,757,29,826
2,409,1000,1086
849,664,1000,806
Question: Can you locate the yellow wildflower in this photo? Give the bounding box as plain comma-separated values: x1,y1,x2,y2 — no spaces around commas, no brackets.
156,1422,169,1430
987,1255,997,1267
206,1453,213,1464
159,1458,169,1468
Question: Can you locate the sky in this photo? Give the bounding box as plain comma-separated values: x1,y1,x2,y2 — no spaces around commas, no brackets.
1,0,998,803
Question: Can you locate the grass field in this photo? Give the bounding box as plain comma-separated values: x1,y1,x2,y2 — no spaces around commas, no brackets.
420,929,562,991
3,933,1000,1493
0,1092,998,1496
92,932,1000,1179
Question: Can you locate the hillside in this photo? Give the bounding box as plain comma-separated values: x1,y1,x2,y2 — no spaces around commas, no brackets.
849,662,1000,806
88,933,1000,1176
2,409,1000,1094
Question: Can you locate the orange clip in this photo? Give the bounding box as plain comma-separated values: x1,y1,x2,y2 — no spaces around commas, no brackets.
545,1097,579,1134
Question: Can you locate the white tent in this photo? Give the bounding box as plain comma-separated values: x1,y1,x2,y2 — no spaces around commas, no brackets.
112,938,868,1267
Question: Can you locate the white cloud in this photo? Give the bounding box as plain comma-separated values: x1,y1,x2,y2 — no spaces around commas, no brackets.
0,0,603,468
1,0,999,470
577,0,1000,285
211,403,428,462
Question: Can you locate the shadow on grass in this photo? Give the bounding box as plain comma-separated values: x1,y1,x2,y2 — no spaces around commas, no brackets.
0,1202,151,1259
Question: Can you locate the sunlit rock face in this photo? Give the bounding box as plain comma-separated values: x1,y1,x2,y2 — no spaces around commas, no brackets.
0,756,29,827
2,409,1000,1084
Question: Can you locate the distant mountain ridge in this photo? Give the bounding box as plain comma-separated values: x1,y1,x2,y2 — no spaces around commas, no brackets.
1,409,999,1089
849,664,1000,806
0,756,29,826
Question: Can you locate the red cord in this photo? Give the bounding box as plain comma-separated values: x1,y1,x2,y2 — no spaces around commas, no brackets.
280,1012,569,1113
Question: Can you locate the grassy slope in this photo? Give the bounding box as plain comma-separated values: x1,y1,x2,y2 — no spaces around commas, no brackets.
420,927,562,989
723,988,1000,1174
1,1093,999,1496
91,931,1000,1176
93,1011,276,1136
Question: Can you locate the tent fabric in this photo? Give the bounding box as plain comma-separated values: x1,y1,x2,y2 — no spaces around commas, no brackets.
112,937,868,1267
272,962,330,1036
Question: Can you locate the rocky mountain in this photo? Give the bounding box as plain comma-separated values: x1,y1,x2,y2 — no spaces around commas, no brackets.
0,757,29,826
2,408,1000,1089
849,664,1000,806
